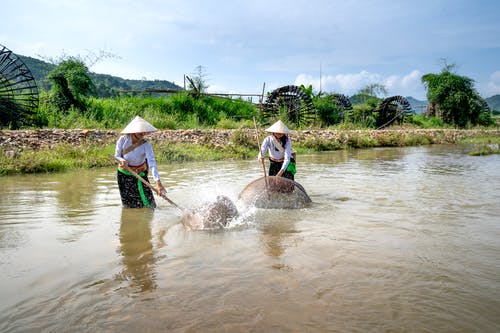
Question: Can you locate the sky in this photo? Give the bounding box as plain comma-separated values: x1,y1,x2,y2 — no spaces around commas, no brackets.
2,0,500,100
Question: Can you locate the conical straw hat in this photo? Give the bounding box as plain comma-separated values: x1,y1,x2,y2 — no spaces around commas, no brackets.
265,120,291,134
121,116,157,134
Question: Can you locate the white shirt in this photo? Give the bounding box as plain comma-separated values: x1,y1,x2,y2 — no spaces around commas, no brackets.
259,135,292,171
114,135,161,181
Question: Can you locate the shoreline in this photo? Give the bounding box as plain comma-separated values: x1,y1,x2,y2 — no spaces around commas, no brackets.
1,128,499,175
1,128,500,152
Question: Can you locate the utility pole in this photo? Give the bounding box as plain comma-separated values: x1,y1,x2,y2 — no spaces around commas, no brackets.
319,61,322,94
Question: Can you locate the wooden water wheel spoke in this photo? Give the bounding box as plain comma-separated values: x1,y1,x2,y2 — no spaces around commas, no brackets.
261,85,315,126
0,44,39,129
376,95,412,129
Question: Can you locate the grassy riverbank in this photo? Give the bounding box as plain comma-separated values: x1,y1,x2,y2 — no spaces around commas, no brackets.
1,129,499,175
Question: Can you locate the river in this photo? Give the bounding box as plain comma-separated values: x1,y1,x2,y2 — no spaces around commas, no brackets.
1,144,499,332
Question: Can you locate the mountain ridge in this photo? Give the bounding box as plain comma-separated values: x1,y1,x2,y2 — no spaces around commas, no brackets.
18,55,183,97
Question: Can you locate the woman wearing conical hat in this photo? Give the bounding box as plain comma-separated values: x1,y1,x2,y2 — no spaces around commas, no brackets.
114,116,167,208
258,120,296,181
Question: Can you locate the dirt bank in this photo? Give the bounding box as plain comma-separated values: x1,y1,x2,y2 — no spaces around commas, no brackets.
1,128,499,153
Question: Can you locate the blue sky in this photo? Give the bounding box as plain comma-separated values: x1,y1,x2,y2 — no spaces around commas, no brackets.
2,0,499,100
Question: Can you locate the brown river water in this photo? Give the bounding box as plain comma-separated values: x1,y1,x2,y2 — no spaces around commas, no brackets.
1,145,499,332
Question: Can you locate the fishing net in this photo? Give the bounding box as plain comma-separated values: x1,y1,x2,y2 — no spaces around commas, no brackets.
238,176,312,209
181,195,239,230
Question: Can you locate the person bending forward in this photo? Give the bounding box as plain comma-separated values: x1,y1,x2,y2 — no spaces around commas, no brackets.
114,116,166,208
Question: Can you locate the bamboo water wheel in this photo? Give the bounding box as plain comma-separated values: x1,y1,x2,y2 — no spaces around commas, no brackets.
376,95,412,129
261,85,315,126
0,44,39,128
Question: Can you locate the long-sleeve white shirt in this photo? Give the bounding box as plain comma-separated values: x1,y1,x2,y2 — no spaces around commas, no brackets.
114,135,161,181
259,135,292,171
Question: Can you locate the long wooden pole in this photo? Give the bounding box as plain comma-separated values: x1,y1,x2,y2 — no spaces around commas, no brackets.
112,156,184,213
253,117,269,192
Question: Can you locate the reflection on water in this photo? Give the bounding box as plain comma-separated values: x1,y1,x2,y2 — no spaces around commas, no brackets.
0,144,499,332
117,208,157,293
256,210,302,259
53,171,97,213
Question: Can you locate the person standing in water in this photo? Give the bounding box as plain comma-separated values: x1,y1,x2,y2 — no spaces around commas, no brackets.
114,116,166,208
258,120,296,181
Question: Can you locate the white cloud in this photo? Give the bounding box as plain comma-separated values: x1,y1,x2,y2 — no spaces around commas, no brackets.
295,70,378,95
294,70,427,99
382,70,425,98
400,70,423,88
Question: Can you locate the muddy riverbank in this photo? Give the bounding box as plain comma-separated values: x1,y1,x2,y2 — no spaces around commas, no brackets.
1,128,499,153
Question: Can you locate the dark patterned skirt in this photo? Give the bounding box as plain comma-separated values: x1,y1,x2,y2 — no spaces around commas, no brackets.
117,168,157,208
268,158,295,181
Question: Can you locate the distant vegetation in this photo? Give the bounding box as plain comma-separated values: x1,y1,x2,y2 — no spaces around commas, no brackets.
0,54,496,175
0,54,495,130
421,63,494,127
19,55,183,97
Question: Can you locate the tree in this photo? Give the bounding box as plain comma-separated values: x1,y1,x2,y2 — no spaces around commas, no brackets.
358,83,388,98
421,64,493,127
314,95,343,126
345,84,386,127
46,58,95,112
186,65,209,98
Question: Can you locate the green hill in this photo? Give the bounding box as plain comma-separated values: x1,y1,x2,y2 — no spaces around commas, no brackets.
18,55,183,97
485,95,500,113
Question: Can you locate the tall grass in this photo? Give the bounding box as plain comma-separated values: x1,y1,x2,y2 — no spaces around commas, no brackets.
35,93,258,130
0,144,115,175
